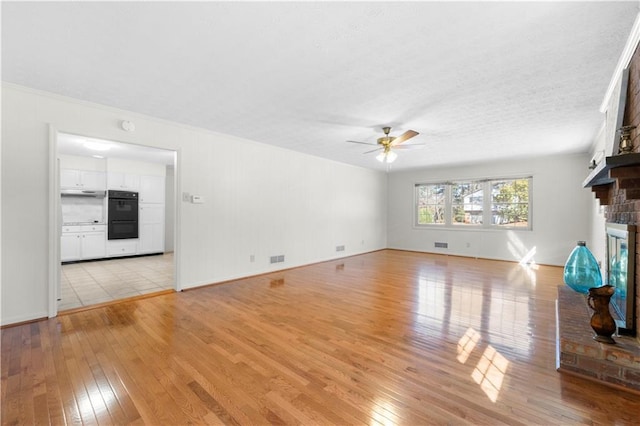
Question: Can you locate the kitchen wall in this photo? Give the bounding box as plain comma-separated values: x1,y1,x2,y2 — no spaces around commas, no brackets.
387,154,592,266
1,83,388,325
60,196,105,224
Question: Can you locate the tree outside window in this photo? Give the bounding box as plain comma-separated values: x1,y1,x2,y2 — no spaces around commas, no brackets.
491,179,529,227
415,177,531,230
452,182,483,225
416,184,445,225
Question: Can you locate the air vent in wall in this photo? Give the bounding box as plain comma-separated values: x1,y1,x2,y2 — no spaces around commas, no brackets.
336,245,345,252
434,242,448,248
270,255,285,264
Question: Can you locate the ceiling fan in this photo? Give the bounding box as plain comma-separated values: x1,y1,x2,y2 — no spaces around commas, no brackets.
347,126,421,163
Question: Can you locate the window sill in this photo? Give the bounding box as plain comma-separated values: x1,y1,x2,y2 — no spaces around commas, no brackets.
412,225,532,232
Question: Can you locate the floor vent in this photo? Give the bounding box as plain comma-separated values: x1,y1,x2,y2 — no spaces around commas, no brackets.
434,242,448,249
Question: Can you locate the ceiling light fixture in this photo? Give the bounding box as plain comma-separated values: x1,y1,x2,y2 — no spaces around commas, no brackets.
92,155,105,159
376,148,397,163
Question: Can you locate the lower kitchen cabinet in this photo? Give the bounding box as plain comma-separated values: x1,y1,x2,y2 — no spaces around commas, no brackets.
61,225,106,262
61,233,82,261
82,233,107,259
107,240,138,257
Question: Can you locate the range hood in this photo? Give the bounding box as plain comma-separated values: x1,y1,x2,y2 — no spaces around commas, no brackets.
60,189,106,198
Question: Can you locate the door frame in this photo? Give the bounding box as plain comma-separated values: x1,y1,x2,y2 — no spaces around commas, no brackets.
47,125,182,318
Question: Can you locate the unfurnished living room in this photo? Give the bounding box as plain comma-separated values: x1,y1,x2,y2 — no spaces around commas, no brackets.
3,2,640,425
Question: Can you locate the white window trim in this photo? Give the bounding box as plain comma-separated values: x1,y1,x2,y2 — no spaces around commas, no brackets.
414,177,532,231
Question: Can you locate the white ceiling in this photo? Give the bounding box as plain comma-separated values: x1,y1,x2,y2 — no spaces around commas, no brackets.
2,2,638,171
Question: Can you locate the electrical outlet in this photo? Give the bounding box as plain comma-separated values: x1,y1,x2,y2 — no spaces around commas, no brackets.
250,254,255,263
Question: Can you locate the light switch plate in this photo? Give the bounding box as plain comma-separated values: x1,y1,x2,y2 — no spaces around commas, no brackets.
191,195,204,204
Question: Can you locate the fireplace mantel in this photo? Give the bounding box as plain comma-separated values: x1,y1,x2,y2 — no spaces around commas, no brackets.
583,152,640,188
583,153,640,205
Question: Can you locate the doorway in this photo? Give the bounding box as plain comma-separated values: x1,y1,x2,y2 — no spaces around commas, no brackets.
54,131,178,311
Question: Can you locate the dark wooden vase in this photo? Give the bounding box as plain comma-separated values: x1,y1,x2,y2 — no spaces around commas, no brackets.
587,285,617,344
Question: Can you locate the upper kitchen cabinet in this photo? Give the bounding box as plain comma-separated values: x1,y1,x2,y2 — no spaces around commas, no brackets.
60,169,106,190
139,175,165,203
107,172,140,191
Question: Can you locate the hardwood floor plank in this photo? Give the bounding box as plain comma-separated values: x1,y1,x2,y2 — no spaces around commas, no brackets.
3,250,640,425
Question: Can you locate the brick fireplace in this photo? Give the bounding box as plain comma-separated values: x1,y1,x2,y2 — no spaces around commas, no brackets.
561,163,640,392
556,44,640,393
591,41,640,339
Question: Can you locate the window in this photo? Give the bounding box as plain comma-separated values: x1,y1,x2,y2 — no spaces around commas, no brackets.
415,177,531,230
451,181,483,226
416,184,445,225
491,178,530,228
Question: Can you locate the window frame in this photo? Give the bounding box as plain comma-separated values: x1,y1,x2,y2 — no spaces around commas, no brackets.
415,182,447,226
450,181,485,227
414,177,532,231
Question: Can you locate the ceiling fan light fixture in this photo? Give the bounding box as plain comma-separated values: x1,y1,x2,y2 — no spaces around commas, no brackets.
376,150,397,163
348,126,417,165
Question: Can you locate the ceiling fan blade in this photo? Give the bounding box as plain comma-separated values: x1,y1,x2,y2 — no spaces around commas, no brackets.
363,147,383,154
346,140,377,146
394,144,425,150
391,130,419,146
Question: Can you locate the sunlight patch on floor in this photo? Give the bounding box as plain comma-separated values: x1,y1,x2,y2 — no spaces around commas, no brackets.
457,327,481,364
471,345,509,403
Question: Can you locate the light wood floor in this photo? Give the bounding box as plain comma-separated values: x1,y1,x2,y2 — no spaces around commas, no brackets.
2,250,639,425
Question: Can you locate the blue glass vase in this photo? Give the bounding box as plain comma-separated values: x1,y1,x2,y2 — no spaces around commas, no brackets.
563,241,603,294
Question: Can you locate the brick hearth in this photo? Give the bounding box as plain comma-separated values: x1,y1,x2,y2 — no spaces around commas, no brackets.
557,285,640,392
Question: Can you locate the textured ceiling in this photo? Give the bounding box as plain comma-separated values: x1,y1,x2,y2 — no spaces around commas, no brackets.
2,2,638,171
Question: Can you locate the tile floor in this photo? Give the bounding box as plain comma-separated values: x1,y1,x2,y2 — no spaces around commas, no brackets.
59,253,174,311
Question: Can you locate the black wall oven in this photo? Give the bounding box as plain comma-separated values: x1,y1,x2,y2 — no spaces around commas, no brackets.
108,190,139,240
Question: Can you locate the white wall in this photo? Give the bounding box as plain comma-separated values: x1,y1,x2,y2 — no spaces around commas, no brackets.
1,84,388,325
387,154,592,266
587,125,608,270
107,157,166,176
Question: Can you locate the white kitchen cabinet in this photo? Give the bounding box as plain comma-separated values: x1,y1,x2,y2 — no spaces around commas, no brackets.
61,233,82,261
60,225,106,262
60,169,106,190
138,204,164,254
107,172,140,191
139,175,165,203
82,233,107,259
107,240,138,257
